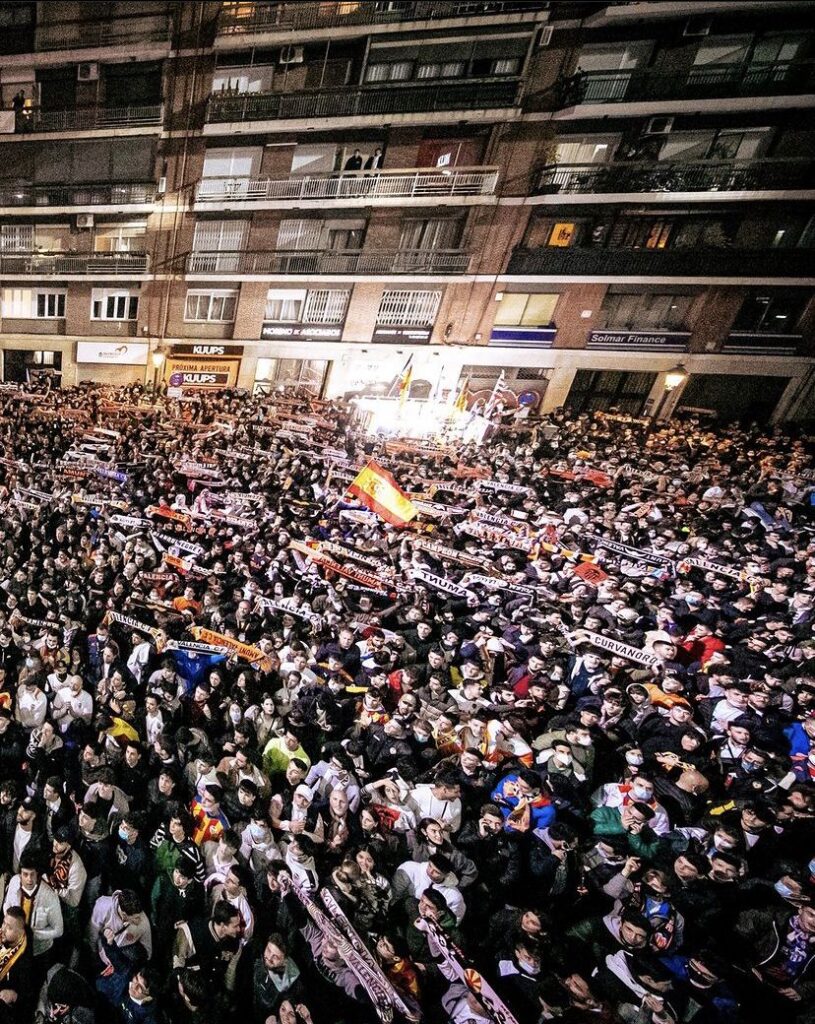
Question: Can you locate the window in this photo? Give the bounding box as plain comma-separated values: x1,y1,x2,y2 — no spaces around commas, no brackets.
399,218,461,251
303,290,349,324
566,369,657,417
265,289,305,321
0,225,34,251
1,288,65,319
278,219,365,251
491,58,521,76
555,135,619,165
94,223,147,253
365,61,412,83
732,289,808,334
264,288,350,323
184,290,238,322
416,62,465,79
377,290,442,326
602,291,696,331
494,293,559,326
193,220,249,252
255,357,328,394
91,289,139,321
202,146,262,180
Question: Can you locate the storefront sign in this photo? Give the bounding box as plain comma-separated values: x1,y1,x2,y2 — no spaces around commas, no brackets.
489,326,556,348
372,326,432,344
76,342,149,365
166,355,240,390
587,330,690,353
722,333,800,357
169,370,232,388
261,323,342,340
171,344,244,357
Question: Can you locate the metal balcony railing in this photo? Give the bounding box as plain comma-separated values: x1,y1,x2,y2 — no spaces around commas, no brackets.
0,183,157,208
186,249,471,274
507,246,813,278
217,1,548,34
34,16,171,50
206,80,521,123
196,166,500,204
535,158,815,196
0,252,149,275
539,59,815,108
15,105,163,134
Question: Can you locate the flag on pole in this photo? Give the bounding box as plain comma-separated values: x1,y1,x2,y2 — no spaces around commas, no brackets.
398,356,413,409
453,374,470,413
347,461,418,526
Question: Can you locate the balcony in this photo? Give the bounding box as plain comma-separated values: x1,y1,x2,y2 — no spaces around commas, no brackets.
534,158,815,200
217,1,548,36
538,59,815,109
8,105,163,135
0,252,149,276
205,80,521,126
1,14,171,55
507,246,813,280
0,183,157,211
186,249,471,275
195,166,500,208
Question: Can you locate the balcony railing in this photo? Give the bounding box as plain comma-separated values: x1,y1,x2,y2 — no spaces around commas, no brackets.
0,183,157,208
540,59,815,108
507,246,813,279
206,80,521,123
34,16,171,50
13,105,163,134
217,1,548,35
196,166,500,204
535,158,815,196
187,249,471,274
0,252,149,275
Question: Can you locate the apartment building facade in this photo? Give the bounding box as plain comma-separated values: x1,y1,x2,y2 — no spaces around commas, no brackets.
0,0,813,422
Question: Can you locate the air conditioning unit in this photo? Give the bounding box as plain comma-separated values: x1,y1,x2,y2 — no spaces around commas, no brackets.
76,213,94,229
537,25,554,48
156,176,167,195
645,116,674,135
77,62,99,82
279,45,304,65
683,16,712,37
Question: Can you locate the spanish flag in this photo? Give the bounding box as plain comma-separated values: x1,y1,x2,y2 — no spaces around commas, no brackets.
347,461,417,527
453,375,469,413
398,358,413,409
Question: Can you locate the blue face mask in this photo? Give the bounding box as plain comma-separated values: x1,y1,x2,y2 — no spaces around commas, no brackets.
809,859,815,877
118,826,130,843
775,880,795,900
741,759,760,773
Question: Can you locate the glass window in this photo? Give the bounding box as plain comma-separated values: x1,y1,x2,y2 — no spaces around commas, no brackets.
184,290,238,322
603,292,694,330
91,289,139,320
303,290,349,324
399,218,461,251
365,61,412,83
492,58,521,76
377,289,442,326
732,289,807,333
265,288,306,321
494,293,559,326
36,292,65,318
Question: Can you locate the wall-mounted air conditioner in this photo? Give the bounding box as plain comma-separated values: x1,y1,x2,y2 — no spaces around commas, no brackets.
76,213,94,229
645,116,674,135
279,46,304,65
77,62,99,82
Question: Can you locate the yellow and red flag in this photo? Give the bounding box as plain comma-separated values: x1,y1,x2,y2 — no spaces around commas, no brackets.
398,358,413,409
347,461,417,527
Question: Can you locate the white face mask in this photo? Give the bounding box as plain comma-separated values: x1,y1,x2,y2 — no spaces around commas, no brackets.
632,786,653,802
626,753,644,767
554,752,572,766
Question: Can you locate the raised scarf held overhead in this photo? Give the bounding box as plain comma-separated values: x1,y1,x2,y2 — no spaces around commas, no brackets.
188,626,270,668
145,505,192,529
0,933,26,983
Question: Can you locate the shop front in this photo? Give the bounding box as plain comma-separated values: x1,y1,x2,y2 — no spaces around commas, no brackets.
166,344,243,392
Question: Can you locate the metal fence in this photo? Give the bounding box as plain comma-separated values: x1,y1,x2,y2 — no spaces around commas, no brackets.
196,166,499,203
0,183,157,208
206,80,520,122
0,253,149,275
17,105,163,134
187,249,471,274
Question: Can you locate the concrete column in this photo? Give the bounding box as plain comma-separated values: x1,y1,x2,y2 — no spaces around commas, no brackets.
540,367,576,413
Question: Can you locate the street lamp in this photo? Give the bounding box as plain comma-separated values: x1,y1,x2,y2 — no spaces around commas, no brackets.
652,363,687,423
151,349,165,402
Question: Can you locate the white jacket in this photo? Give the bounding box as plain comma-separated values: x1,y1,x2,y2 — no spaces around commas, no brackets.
3,875,63,955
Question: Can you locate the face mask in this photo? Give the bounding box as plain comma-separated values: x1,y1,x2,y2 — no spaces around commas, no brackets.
554,753,572,767
632,786,652,801
577,736,593,747
626,753,644,767
741,759,760,774
713,836,735,852
809,858,815,877
229,706,242,724
118,827,130,843
775,880,796,900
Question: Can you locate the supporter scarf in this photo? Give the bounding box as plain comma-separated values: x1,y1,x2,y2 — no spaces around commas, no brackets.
289,540,393,594
145,505,192,528
208,510,255,529
410,569,475,600
412,537,490,569
684,555,756,583
109,515,152,530
93,467,128,484
0,934,26,983
103,611,163,640
462,573,536,598
189,626,267,666
257,598,314,623
48,852,71,892
166,640,229,655
570,628,659,667
476,479,532,497
586,536,674,567
154,534,204,556
412,499,468,519
312,540,394,577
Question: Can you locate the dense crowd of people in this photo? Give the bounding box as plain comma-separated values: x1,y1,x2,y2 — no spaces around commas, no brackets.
0,380,810,1024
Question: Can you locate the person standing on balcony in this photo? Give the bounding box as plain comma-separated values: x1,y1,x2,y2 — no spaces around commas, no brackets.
364,148,384,171
343,149,363,172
